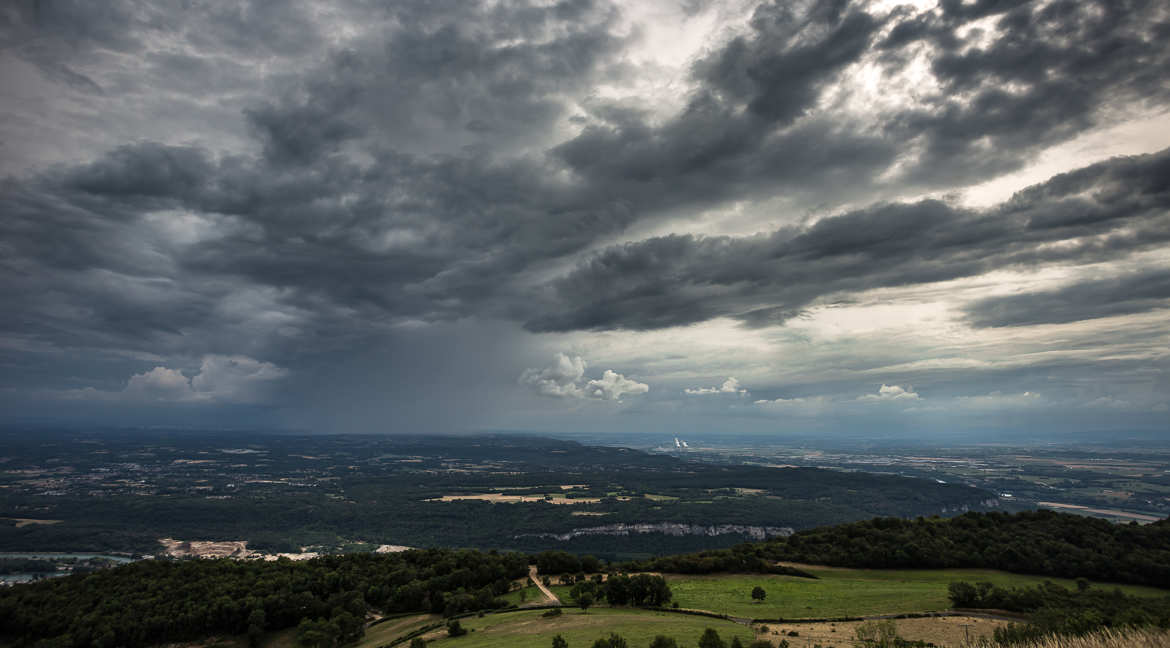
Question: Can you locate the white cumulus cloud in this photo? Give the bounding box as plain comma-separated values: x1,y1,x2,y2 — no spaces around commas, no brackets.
684,377,747,395
520,353,649,401
753,395,830,413
123,367,199,401
61,355,288,404
189,354,290,404
858,384,920,402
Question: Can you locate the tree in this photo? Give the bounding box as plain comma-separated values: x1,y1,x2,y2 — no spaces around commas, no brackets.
730,637,744,648
604,574,630,606
698,629,726,648
332,611,364,643
447,620,467,637
578,592,594,613
649,637,678,648
591,634,628,648
247,609,267,648
552,635,568,648
296,618,339,648
751,586,766,603
947,581,979,608
410,639,427,648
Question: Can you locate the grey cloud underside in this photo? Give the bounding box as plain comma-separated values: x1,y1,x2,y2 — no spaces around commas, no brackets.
1,0,1169,369
528,149,1170,331
965,269,1170,328
557,0,1170,202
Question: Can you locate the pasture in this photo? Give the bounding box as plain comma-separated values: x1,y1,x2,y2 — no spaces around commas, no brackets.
423,608,753,648
666,566,1168,619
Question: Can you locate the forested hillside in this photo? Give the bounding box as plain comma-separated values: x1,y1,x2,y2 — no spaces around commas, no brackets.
626,511,1170,588
0,549,528,648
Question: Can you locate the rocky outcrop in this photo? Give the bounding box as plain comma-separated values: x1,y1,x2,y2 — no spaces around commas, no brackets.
516,522,793,542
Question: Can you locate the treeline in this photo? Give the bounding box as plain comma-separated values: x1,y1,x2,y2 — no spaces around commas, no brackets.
567,574,673,608
622,543,813,577
535,551,604,575
0,549,528,648
776,511,1170,587
621,511,1170,588
948,580,1170,644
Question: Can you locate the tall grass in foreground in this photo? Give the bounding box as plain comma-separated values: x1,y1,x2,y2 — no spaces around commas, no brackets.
965,628,1170,648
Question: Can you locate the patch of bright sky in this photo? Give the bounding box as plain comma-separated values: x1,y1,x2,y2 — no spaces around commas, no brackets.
586,0,760,122
546,249,1170,399
543,317,778,384
962,109,1170,207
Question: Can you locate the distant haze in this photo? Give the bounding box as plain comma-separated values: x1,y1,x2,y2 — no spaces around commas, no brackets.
1,0,1168,438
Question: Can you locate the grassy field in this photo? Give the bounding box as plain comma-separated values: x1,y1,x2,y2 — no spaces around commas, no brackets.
668,566,1169,619
423,608,753,648
550,585,576,602
500,585,549,606
755,616,1009,648
352,614,439,648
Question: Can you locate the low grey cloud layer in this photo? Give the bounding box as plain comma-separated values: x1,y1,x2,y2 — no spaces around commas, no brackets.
1,0,1167,436
529,149,1170,332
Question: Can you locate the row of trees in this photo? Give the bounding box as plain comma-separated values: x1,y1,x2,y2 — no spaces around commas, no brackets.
622,542,814,577
567,573,673,608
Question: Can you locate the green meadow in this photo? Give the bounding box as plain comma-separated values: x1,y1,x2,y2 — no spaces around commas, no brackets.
666,566,1169,619
424,608,752,648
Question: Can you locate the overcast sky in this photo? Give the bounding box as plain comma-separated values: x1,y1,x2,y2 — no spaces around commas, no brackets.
2,0,1169,439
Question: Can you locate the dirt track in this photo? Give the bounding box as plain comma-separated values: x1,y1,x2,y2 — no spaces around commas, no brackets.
531,565,562,604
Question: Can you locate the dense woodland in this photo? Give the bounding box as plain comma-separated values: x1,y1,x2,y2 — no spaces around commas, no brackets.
624,511,1170,588
950,580,1170,643
0,549,678,648
0,549,529,648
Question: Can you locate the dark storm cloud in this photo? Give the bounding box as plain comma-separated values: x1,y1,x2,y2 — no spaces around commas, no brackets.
880,0,1170,184
527,148,1170,332
0,0,636,361
553,0,1170,208
695,1,878,124
965,269,1170,328
245,0,624,163
2,0,1169,427
0,0,327,62
551,0,896,211
4,0,1167,342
